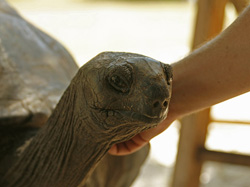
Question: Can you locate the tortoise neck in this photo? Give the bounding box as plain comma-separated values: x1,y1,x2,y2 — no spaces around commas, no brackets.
3,85,110,187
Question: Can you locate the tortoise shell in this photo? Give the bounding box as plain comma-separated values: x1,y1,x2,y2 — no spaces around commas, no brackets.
0,0,78,125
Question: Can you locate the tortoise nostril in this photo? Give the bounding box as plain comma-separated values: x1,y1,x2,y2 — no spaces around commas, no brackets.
153,100,168,108
163,101,168,107
153,101,160,108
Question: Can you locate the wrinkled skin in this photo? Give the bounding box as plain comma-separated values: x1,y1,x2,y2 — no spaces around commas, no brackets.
1,52,172,187
0,1,172,186
82,144,150,187
82,52,172,143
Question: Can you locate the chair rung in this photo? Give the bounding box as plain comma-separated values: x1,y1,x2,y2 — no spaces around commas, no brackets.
198,148,250,166
211,119,250,125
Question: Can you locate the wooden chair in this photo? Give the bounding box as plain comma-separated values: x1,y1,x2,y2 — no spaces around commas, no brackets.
172,0,250,186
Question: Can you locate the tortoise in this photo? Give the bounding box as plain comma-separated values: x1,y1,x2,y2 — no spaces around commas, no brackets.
0,1,153,186
0,1,173,186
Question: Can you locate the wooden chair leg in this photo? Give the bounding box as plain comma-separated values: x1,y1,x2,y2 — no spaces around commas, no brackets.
230,0,249,13
172,109,210,187
172,0,227,186
192,0,228,49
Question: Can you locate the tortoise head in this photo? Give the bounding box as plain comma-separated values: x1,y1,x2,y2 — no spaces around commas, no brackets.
73,52,172,142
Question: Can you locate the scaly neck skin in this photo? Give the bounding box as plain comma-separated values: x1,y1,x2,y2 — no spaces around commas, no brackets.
3,84,110,187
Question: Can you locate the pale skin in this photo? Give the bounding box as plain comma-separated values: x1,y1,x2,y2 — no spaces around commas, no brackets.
109,5,250,156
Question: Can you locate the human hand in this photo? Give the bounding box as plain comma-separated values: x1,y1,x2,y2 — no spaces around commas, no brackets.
108,116,175,156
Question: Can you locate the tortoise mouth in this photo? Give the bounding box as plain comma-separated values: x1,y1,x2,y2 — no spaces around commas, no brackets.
118,110,166,124
92,107,166,125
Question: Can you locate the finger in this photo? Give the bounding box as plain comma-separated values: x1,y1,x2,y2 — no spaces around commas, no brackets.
108,118,174,155
108,134,148,156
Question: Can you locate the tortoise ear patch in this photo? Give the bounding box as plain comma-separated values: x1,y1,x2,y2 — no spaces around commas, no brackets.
162,63,173,85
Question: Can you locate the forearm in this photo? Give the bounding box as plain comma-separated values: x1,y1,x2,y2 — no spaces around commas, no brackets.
108,6,250,155
170,5,250,119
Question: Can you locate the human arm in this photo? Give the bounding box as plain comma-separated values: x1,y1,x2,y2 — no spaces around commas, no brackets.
109,5,250,155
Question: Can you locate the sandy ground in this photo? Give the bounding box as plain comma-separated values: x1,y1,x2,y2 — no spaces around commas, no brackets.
7,0,250,186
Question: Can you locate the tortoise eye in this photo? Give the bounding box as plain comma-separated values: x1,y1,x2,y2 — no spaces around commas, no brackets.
108,64,133,93
162,63,173,85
